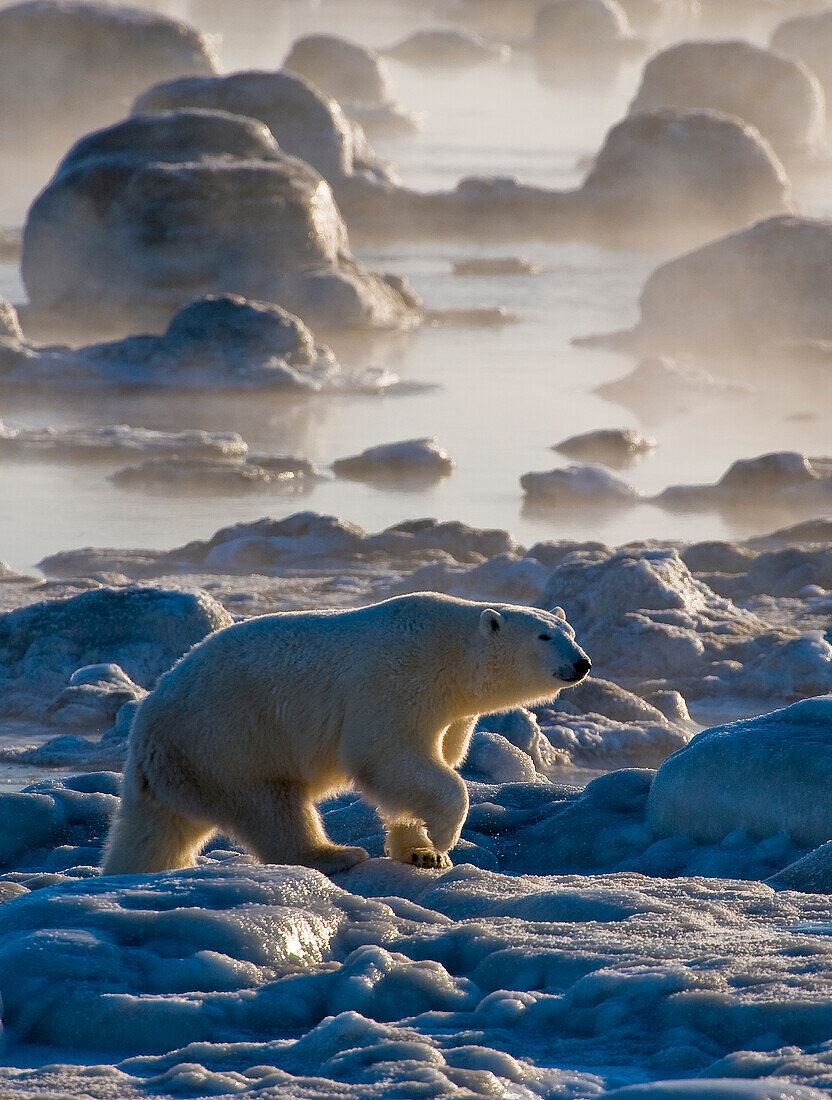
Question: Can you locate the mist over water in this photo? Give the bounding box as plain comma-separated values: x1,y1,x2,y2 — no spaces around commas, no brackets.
1,0,831,572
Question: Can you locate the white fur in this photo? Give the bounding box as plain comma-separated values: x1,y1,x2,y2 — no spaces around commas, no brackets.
101,592,589,875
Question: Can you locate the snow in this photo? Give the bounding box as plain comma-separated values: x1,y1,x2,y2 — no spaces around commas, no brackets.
0,585,230,722
628,39,826,162
521,463,642,505
553,428,657,466
0,295,397,392
647,696,832,847
0,422,248,458
332,438,455,484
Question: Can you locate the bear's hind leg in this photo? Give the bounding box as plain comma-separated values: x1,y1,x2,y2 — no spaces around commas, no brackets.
230,782,369,874
384,819,451,869
102,773,214,875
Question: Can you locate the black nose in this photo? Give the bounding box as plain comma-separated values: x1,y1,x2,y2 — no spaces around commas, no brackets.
573,657,591,678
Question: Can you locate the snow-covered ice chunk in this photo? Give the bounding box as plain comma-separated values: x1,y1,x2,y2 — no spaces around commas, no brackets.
2,296,394,392
657,452,832,515
579,110,791,246
284,34,392,108
112,455,320,494
22,111,416,338
332,438,454,485
538,546,832,705
0,585,230,720
0,0,216,157
591,217,832,356
771,9,832,103
647,696,832,846
629,39,826,162
592,356,750,416
553,428,656,467
0,421,248,458
382,28,509,67
521,463,642,505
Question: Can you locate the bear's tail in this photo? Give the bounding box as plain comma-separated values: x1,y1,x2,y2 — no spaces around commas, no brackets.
100,763,214,875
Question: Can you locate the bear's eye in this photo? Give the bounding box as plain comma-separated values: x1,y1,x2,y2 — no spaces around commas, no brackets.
538,633,551,641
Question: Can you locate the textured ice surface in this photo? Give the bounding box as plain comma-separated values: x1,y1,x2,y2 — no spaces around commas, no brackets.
628,39,826,161
522,463,642,505
0,295,395,392
0,585,230,721
647,696,832,847
0,422,248,458
332,438,455,484
22,111,415,337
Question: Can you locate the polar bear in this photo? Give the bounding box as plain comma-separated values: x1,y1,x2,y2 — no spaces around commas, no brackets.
101,592,590,875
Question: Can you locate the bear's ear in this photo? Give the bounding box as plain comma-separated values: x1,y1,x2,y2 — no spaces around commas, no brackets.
551,606,567,621
480,608,503,636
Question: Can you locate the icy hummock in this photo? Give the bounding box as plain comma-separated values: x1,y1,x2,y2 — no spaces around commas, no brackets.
522,464,642,506
0,585,230,722
553,428,656,467
0,295,397,392
332,438,455,485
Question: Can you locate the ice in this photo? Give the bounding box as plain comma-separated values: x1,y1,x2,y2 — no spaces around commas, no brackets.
647,696,832,847
531,0,645,82
657,452,832,517
1,295,395,391
283,35,422,142
0,422,248,458
133,69,394,191
332,438,455,486
521,463,642,505
538,546,832,708
579,110,792,247
592,357,751,418
381,28,509,68
553,428,657,467
111,455,320,495
0,585,230,721
771,10,832,103
628,40,826,162
586,216,832,357
0,1,216,164
21,112,416,339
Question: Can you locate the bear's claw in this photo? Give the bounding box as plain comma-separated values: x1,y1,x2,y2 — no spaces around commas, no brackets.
406,847,452,869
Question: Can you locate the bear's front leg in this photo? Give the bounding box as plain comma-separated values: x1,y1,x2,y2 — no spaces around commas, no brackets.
355,750,469,868
383,818,452,869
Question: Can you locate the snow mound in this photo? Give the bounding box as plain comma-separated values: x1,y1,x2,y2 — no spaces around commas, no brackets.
647,696,832,847
538,546,832,704
382,28,508,67
112,455,320,494
553,428,656,467
284,34,392,109
657,452,832,516
579,110,791,246
0,0,216,154
22,111,415,338
521,464,641,505
0,586,231,720
771,9,832,102
133,68,392,188
0,422,248,458
332,438,455,485
2,296,394,391
592,357,750,416
629,39,826,162
597,216,832,355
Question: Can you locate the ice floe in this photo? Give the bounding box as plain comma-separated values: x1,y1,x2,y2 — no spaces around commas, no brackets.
21,111,416,338
628,39,826,163
332,438,455,486
553,428,656,467
522,464,642,506
771,9,832,103
381,27,509,68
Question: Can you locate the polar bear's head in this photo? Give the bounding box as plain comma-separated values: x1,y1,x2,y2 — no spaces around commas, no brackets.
476,603,590,708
